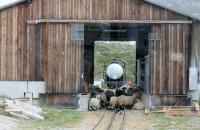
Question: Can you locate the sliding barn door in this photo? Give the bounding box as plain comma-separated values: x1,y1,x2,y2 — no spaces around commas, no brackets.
40,24,84,93
149,24,189,105
27,24,84,106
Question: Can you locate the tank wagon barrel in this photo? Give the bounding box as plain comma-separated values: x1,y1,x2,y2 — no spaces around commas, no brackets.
103,59,127,89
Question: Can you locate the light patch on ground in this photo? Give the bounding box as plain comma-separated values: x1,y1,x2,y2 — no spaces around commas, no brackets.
0,115,18,130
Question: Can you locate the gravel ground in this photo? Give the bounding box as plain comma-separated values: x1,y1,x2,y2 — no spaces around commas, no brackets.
2,110,200,130
0,115,18,130
49,110,200,130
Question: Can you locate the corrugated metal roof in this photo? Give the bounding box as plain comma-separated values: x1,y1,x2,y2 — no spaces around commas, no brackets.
0,0,26,10
145,0,200,20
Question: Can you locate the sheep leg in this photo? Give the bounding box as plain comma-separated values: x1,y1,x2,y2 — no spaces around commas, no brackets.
115,105,121,113
88,106,93,111
92,106,96,111
120,105,125,110
106,103,112,110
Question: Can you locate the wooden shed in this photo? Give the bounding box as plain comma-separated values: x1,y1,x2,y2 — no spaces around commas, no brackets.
0,0,199,107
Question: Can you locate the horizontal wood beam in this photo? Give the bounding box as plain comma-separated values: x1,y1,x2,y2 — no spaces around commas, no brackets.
27,19,193,24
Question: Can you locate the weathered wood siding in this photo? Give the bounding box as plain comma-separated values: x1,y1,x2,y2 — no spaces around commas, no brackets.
27,23,84,106
39,94,78,107
28,0,188,20
39,24,84,93
191,23,200,81
149,24,189,105
0,4,28,80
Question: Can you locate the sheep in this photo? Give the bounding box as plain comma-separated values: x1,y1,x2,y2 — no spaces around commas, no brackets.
115,88,126,97
109,96,122,112
89,86,104,97
133,99,145,110
96,94,101,100
110,96,119,109
88,96,101,111
99,92,107,108
105,89,115,102
90,92,97,98
118,93,140,109
95,87,104,93
126,87,134,96
131,85,144,93
120,84,130,89
104,89,116,109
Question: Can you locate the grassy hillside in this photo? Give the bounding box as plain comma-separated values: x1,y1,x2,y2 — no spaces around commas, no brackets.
94,41,136,82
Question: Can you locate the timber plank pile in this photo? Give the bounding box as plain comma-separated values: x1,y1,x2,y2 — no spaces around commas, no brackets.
0,98,44,120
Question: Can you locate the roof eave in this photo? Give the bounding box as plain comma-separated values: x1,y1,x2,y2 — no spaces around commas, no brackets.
144,0,198,21
0,0,26,10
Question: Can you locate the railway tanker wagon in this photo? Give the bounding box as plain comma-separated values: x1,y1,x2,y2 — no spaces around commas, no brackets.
103,59,127,89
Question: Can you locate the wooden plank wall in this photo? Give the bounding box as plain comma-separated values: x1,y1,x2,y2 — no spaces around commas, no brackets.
27,23,84,106
28,0,189,20
27,25,38,80
38,24,83,93
149,24,189,105
0,0,189,82
39,94,78,107
0,4,28,80
191,23,200,81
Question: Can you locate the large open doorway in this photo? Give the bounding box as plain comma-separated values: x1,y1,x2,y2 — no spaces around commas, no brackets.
84,23,151,91
94,41,136,88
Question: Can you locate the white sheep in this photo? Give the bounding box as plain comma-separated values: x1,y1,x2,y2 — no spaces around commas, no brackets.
89,97,100,111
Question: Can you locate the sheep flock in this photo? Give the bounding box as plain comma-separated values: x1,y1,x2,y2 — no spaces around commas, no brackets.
88,85,145,112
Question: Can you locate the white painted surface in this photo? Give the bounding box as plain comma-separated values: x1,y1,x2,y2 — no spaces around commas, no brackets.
77,94,89,111
0,81,46,99
27,82,46,98
0,0,26,10
25,92,33,103
0,81,27,98
188,90,200,101
189,68,198,90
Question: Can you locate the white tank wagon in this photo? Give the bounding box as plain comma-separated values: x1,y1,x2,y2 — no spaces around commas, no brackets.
103,59,127,89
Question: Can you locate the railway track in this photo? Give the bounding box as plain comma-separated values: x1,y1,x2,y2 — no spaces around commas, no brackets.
91,109,126,130
119,109,126,130
91,110,107,130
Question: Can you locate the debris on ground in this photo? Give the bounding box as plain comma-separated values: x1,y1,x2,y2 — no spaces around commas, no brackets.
151,106,200,117
165,110,199,116
0,98,44,120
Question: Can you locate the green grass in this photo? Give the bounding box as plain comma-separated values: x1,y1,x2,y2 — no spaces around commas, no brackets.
94,41,136,82
0,108,9,116
19,107,84,130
